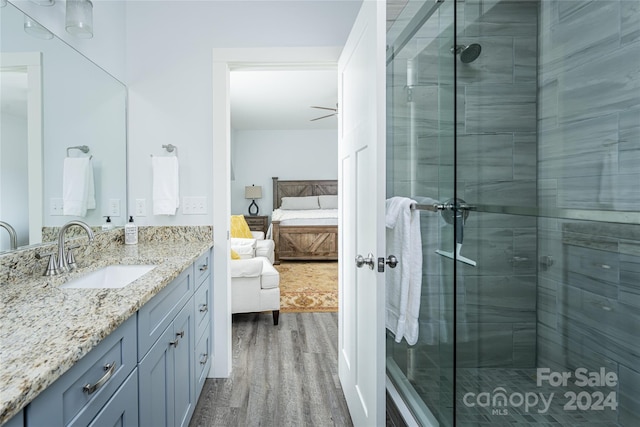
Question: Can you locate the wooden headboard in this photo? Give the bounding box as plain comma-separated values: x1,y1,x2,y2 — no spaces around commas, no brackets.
272,177,338,209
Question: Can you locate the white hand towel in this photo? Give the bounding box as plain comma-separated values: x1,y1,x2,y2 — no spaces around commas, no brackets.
385,196,422,346
62,157,93,217
86,158,96,210
152,156,180,215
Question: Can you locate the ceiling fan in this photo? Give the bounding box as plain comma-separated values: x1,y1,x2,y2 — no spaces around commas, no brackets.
310,104,338,121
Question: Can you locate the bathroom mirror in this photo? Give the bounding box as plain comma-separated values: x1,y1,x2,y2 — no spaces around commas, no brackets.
0,2,127,252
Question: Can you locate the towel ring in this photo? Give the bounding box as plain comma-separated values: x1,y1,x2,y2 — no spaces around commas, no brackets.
163,144,178,156
151,144,179,157
66,145,90,157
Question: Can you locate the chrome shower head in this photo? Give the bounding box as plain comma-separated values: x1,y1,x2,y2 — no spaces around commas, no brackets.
452,43,482,63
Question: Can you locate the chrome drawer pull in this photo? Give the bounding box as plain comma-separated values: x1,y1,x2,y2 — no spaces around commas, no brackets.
199,353,208,365
199,304,208,313
83,362,116,395
199,264,208,272
170,330,185,347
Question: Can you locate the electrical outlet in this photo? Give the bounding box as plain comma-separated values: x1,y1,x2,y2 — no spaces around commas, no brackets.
135,199,146,217
109,199,121,217
50,198,64,215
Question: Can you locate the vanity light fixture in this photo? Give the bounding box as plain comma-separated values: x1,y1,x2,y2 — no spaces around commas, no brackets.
24,15,54,39
65,0,93,39
245,185,263,216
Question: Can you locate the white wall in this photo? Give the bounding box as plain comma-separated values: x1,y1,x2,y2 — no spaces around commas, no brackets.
231,129,338,216
124,1,360,226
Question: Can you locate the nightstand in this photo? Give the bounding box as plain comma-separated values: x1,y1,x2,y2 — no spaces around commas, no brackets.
244,215,268,235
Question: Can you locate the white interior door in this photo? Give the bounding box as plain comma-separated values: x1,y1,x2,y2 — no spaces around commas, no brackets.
337,1,386,426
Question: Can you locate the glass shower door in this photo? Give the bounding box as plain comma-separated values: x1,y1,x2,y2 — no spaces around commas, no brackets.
386,1,456,426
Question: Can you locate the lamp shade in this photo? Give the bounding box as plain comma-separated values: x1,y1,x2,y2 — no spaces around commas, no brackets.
66,0,93,39
245,185,262,199
24,16,54,39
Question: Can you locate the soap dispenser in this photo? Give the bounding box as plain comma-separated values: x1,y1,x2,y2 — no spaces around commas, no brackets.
124,216,138,245
102,216,113,231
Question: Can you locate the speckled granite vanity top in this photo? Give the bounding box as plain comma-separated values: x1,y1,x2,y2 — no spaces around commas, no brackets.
0,228,213,424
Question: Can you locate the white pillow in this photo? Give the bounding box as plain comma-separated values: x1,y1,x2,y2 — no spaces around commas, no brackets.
280,196,319,210
230,238,257,259
319,195,338,209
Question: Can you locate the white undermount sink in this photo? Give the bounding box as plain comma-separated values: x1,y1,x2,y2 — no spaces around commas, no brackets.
60,264,157,289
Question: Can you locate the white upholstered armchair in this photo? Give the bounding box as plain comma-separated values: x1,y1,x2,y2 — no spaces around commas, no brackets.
230,234,280,325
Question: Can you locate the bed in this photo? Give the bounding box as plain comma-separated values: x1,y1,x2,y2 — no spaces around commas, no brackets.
270,177,338,264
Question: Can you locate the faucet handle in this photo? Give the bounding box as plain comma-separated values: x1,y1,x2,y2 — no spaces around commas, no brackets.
44,254,62,276
66,245,81,271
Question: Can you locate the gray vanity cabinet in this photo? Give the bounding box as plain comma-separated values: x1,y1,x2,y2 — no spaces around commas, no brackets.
20,248,213,427
193,252,212,398
26,315,138,427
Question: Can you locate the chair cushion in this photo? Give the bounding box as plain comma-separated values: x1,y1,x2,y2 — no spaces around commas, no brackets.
230,215,253,238
260,259,280,290
230,258,263,277
230,238,257,259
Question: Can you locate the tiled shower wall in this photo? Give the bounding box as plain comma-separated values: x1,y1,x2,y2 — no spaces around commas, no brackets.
536,2,640,426
453,0,539,369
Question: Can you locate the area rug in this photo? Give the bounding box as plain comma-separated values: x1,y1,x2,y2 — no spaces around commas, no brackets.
274,261,338,313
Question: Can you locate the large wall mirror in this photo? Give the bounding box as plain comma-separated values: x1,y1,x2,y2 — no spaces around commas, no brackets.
0,2,127,252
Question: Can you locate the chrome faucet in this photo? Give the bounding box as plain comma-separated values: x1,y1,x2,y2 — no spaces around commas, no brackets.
55,220,95,273
0,221,18,250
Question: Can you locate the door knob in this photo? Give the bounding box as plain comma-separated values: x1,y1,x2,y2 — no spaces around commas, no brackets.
377,255,398,272
355,253,375,270
386,255,398,268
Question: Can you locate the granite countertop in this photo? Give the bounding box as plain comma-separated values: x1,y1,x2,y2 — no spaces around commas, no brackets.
0,239,213,424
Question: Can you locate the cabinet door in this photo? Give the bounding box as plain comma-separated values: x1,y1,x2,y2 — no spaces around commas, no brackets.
138,326,174,427
88,369,138,427
138,268,193,361
195,322,211,399
173,300,196,427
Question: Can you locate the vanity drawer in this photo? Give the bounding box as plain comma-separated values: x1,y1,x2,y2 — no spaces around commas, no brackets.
88,368,138,427
194,250,211,287
26,315,137,427
138,267,193,361
195,322,211,399
194,279,211,339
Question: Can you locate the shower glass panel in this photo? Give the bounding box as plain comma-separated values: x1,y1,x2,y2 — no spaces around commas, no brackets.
386,1,455,425
456,1,639,426
387,1,639,426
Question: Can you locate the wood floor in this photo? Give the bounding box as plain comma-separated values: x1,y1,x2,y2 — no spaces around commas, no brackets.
189,312,354,427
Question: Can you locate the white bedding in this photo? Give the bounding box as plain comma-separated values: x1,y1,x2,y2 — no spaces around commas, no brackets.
271,208,338,222
267,208,338,238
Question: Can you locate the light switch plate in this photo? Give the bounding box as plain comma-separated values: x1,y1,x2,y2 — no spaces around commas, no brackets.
109,199,121,217
135,199,146,217
50,198,64,216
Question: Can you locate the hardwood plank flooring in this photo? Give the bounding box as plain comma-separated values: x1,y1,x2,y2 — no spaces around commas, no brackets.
190,312,354,427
